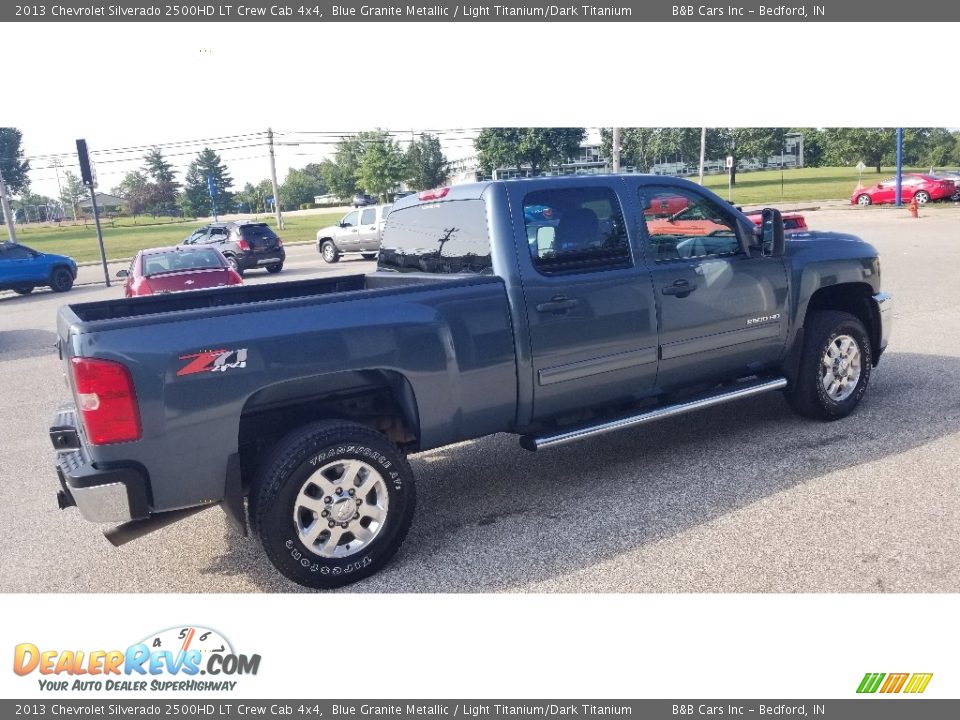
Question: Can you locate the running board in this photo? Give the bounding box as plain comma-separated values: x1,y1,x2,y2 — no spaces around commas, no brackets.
519,377,788,452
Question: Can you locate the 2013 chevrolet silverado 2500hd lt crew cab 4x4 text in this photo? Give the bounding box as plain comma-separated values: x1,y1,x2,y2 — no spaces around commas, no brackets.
48,176,892,588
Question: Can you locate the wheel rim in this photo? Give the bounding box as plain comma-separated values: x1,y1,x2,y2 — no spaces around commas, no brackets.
293,459,389,559
821,334,862,402
323,244,334,262
54,269,70,290
228,257,238,270
915,192,929,204
857,195,871,205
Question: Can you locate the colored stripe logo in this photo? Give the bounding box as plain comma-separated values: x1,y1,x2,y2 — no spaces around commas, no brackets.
857,672,933,694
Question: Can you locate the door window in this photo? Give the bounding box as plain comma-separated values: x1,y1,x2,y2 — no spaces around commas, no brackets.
522,186,630,275
341,211,359,227
360,208,376,225
2,245,33,260
639,187,742,261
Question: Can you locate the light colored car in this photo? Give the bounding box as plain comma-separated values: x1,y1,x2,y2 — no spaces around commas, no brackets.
316,204,392,263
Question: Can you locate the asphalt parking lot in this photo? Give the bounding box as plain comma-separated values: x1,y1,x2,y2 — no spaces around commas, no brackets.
2,206,958,593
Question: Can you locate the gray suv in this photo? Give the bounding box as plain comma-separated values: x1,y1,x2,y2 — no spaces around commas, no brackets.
183,221,285,276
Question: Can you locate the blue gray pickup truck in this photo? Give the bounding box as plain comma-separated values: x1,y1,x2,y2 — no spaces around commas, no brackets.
49,175,892,588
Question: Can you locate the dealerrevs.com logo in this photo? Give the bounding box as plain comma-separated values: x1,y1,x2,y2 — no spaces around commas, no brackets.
13,626,261,693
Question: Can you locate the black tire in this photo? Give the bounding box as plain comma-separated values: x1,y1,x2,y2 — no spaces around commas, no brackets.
49,266,74,293
785,310,872,421
321,241,340,264
251,420,416,589
361,253,378,261
13,286,34,295
266,263,283,274
226,255,244,277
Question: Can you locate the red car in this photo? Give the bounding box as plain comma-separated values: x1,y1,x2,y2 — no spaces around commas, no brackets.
118,246,243,297
746,211,808,231
851,174,956,206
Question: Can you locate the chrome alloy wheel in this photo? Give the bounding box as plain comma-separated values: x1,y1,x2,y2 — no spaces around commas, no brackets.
293,460,389,559
821,334,862,402
322,243,336,262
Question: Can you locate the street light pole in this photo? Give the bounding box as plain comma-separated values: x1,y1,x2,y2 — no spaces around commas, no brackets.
0,168,17,243
268,128,284,230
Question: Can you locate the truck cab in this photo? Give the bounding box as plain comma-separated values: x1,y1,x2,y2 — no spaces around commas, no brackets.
316,204,392,263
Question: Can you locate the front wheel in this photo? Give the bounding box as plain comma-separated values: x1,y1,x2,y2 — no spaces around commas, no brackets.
251,420,416,589
321,241,340,264
13,286,34,295
50,267,74,293
785,310,872,421
914,190,930,204
266,263,283,274
856,194,872,206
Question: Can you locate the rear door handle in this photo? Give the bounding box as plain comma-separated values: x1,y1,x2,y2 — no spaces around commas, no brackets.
661,280,697,296
536,296,580,313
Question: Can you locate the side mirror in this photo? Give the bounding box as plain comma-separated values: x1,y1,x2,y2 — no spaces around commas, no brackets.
760,208,785,257
116,269,129,278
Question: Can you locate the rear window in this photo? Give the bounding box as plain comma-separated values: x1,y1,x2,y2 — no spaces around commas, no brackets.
379,199,491,274
238,224,278,241
142,248,226,276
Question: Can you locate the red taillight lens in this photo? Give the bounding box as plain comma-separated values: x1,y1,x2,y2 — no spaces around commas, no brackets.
418,187,450,201
227,269,243,285
70,358,142,445
237,238,251,251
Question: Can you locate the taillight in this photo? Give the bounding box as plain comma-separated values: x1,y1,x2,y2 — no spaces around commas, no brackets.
277,238,283,247
227,269,243,285
237,238,251,251
418,187,450,201
70,358,141,445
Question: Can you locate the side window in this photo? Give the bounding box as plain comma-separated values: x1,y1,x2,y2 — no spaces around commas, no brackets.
341,211,359,227
5,245,33,260
208,228,227,243
639,187,742,262
360,208,376,225
522,186,630,275
186,230,206,245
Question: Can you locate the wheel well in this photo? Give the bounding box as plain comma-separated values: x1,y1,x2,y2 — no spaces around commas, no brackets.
237,371,420,492
804,283,880,361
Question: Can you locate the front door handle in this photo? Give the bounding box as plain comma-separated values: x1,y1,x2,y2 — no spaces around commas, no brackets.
536,295,580,313
661,280,697,296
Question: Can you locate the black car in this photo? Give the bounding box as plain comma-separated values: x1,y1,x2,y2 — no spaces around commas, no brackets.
182,222,285,276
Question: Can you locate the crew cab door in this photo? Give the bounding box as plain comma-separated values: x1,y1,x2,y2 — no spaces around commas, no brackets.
511,180,659,420
356,207,380,251
337,210,361,252
636,184,788,390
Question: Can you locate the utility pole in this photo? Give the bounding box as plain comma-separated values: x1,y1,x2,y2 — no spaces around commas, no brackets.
0,168,17,243
611,127,621,173
698,127,707,185
267,128,284,230
895,128,904,208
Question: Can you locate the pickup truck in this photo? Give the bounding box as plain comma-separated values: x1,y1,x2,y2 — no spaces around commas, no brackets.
316,204,391,263
49,175,892,589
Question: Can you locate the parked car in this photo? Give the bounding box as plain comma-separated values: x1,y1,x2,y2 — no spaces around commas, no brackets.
746,211,808,231
932,172,960,200
352,193,377,207
49,175,891,590
851,174,956,206
182,221,284,276
0,241,77,294
316,204,392,263
117,246,243,297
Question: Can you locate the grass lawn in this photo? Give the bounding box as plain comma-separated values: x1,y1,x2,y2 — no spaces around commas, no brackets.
8,212,344,263
700,165,928,206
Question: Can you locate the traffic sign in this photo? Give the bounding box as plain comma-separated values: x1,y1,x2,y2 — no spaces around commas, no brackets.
856,161,866,173
726,155,734,169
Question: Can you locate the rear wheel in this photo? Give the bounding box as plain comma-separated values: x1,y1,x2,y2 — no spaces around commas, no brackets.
321,241,339,264
266,263,283,274
50,267,74,293
226,255,244,277
914,190,930,204
13,286,34,295
251,420,416,589
785,310,872,421
361,253,378,261
856,194,872,206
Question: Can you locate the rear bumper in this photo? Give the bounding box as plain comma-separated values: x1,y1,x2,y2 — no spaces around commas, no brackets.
238,248,285,270
872,291,892,358
50,407,150,523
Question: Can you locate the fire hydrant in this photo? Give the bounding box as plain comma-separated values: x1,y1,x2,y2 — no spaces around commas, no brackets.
909,200,919,218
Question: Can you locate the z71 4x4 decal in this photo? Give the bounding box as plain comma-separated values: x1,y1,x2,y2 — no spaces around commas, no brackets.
177,348,248,377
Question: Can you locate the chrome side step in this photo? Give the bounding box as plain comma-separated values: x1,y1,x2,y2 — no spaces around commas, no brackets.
519,377,788,452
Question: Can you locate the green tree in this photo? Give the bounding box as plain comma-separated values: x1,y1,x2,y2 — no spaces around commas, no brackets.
319,136,367,199
475,128,586,176
406,133,448,190
708,128,788,184
113,171,151,217
142,147,180,214
0,127,31,193
357,132,407,201
280,163,327,209
821,128,895,173
59,170,86,219
181,148,233,218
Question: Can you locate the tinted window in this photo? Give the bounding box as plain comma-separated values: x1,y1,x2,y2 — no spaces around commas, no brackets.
239,224,278,241
523,186,630,275
360,209,376,225
639,186,741,261
2,244,33,260
341,211,359,227
379,199,491,274
142,248,226,276
207,228,228,242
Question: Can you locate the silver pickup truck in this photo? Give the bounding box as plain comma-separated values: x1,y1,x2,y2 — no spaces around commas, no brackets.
316,204,391,263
